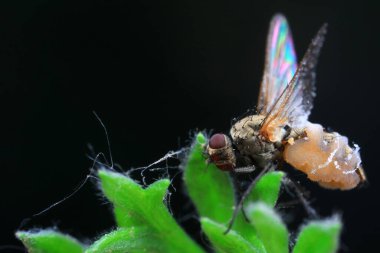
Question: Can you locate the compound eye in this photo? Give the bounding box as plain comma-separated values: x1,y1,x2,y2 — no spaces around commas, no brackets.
209,133,227,149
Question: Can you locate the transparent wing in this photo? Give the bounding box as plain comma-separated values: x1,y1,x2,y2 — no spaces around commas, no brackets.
257,14,298,114
260,23,327,141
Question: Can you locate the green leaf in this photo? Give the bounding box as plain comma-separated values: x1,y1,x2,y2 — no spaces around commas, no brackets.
183,133,235,224
248,171,284,208
292,217,342,253
201,218,266,253
183,133,264,247
247,202,289,253
98,169,146,227
85,227,165,253
98,169,204,253
16,230,85,253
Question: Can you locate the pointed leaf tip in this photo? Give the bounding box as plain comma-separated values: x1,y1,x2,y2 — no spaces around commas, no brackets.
247,202,289,253
16,230,84,253
201,218,266,253
292,216,342,253
85,227,165,253
196,132,206,144
97,169,204,253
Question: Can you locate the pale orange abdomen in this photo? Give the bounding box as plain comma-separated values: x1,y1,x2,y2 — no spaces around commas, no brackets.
283,122,362,190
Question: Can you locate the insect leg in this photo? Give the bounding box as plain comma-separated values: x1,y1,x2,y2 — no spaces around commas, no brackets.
224,165,272,234
231,165,257,221
276,199,301,209
234,166,256,173
230,171,251,222
282,176,319,219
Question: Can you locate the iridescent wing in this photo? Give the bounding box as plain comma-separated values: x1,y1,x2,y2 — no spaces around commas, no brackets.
260,23,327,141
257,14,298,114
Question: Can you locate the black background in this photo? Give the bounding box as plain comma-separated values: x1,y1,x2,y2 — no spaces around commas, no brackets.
1,0,379,252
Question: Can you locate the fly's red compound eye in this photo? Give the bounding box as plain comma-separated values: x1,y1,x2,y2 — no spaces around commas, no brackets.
207,133,236,171
209,133,226,149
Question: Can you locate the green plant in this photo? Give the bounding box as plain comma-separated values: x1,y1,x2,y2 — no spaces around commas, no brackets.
16,133,342,253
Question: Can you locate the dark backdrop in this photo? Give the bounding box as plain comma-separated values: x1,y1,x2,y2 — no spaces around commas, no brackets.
1,0,379,252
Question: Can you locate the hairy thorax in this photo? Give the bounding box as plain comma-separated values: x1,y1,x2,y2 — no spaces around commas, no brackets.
230,114,287,167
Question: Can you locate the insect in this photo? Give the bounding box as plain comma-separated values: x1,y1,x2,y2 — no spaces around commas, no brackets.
206,14,366,232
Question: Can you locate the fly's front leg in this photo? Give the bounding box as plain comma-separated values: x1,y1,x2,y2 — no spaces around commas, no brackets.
230,170,254,222
224,165,271,234
234,166,256,173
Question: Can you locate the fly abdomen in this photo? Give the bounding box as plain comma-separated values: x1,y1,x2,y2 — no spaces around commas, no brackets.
283,122,364,190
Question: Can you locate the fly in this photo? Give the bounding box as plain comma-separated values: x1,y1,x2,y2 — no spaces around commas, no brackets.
206,14,366,233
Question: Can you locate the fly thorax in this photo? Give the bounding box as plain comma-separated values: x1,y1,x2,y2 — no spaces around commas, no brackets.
261,117,289,143
230,115,281,165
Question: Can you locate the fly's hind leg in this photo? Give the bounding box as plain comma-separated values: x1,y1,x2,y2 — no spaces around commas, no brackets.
271,161,317,218
282,175,318,219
